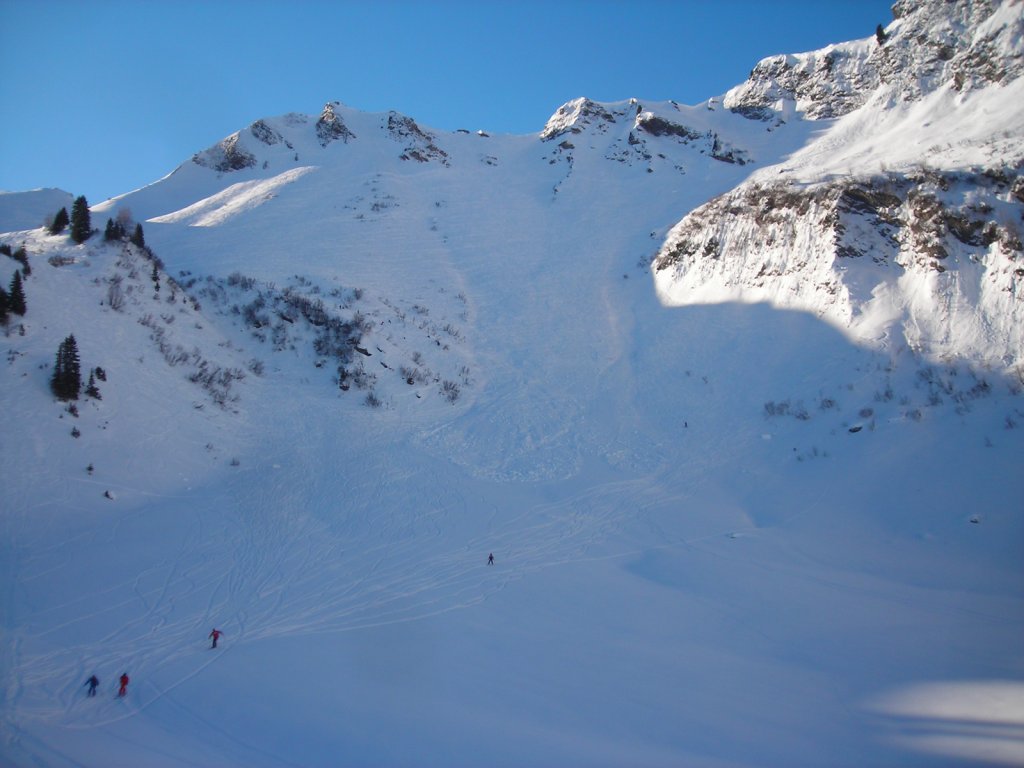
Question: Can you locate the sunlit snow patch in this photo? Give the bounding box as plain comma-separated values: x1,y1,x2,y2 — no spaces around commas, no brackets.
867,680,1024,765
149,166,317,227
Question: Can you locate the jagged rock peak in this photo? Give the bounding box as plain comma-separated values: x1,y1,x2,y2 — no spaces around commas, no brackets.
540,97,631,141
723,40,877,121
316,101,355,147
723,0,1022,121
249,119,284,146
385,112,449,165
881,0,1023,95
191,132,256,172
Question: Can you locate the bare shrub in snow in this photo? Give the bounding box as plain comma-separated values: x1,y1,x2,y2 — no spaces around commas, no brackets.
399,365,428,385
351,310,373,334
441,380,460,403
227,272,258,291
313,316,361,362
107,276,125,311
242,296,270,328
188,361,245,407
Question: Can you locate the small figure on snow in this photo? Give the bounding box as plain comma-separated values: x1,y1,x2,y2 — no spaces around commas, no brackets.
487,553,494,566
209,628,223,649
118,673,129,697
84,675,99,697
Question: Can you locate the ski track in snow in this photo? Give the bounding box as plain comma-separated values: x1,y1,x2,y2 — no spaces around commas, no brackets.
7,463,696,733
4,391,848,744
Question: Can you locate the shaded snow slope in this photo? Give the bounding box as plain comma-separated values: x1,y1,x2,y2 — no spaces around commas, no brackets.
0,189,74,233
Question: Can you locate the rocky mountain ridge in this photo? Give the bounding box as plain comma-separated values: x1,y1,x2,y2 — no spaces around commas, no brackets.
723,0,1023,120
657,0,1024,376
654,167,1024,368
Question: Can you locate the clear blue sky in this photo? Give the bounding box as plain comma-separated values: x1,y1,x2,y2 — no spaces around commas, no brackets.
1,0,894,203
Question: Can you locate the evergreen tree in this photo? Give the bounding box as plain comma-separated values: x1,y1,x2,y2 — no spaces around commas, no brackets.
13,246,30,276
104,218,124,241
876,24,888,45
85,370,101,399
51,335,82,401
8,271,26,316
131,223,146,248
0,286,8,324
70,196,92,243
50,207,69,234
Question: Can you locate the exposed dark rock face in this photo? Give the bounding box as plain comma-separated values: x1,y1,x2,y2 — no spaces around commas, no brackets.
636,115,703,141
386,113,449,165
192,133,256,172
656,169,1022,276
250,120,285,147
315,102,355,147
653,166,1024,366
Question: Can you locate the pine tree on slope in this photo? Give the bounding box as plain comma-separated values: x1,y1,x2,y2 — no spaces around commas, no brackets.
85,370,101,400
104,218,124,242
8,271,26,316
13,246,30,276
131,223,145,249
70,196,91,244
51,335,82,401
50,207,69,235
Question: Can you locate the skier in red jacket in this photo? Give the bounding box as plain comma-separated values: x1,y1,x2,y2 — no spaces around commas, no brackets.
118,673,129,697
209,628,223,649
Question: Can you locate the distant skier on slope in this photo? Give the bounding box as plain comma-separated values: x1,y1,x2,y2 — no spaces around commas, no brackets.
118,673,129,697
84,675,99,697
209,628,223,649
487,553,494,566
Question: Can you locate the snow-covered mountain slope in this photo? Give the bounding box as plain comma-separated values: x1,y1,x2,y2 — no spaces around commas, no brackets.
656,0,1024,373
0,189,73,233
87,94,818,463
2,1,1023,766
